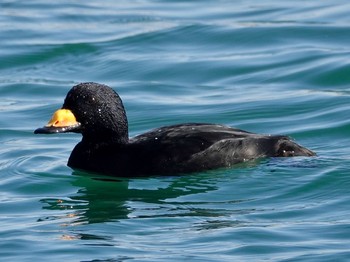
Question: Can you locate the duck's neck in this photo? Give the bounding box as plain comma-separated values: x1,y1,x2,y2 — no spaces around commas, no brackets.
82,130,129,146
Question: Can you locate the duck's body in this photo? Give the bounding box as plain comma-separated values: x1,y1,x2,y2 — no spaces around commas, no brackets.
35,83,315,177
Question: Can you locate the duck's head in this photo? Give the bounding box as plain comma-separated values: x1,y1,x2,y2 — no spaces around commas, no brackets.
35,82,129,144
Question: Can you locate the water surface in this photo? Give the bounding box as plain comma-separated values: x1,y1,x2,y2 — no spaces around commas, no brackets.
1,1,350,261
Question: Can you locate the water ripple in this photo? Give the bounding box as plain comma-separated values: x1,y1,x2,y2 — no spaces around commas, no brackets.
1,0,350,261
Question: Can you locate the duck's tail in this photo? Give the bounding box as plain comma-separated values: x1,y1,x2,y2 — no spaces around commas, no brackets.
275,137,316,157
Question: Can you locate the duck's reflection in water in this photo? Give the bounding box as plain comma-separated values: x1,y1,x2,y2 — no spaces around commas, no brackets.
39,170,223,225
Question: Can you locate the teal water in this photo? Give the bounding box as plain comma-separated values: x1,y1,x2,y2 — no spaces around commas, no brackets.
1,1,350,261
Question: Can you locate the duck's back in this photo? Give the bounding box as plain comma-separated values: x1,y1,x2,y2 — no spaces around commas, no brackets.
125,123,314,175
